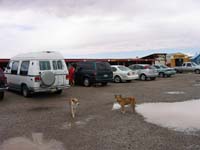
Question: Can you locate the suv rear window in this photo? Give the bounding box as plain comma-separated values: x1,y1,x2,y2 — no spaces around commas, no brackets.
39,61,51,70
96,62,111,71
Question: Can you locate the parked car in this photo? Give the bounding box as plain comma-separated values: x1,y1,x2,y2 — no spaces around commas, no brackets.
75,61,113,86
174,62,200,74
152,64,176,77
0,68,7,100
111,65,138,83
4,51,70,97
128,64,158,81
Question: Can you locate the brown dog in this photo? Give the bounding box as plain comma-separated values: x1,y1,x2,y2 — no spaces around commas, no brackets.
69,98,79,118
114,95,136,113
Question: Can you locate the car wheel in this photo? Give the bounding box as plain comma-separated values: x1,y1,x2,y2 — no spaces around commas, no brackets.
159,72,165,77
22,85,30,97
195,69,200,74
101,82,108,86
140,74,146,81
55,90,62,94
83,78,91,87
0,92,4,101
114,76,121,83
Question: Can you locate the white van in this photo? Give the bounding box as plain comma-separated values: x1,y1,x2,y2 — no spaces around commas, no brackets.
4,51,70,97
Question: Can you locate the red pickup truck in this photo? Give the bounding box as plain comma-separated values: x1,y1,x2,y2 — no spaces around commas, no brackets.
0,68,7,100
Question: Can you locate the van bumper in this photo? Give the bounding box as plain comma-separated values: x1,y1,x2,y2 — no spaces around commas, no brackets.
30,85,70,93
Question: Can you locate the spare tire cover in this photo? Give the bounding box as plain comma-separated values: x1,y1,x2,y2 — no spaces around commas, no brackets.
41,71,55,86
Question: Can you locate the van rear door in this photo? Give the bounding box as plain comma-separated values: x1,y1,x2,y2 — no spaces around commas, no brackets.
52,60,68,86
96,62,113,81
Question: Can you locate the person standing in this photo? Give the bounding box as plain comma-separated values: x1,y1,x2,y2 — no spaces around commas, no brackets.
69,63,76,86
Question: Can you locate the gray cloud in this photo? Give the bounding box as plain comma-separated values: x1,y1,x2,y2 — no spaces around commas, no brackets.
0,0,200,58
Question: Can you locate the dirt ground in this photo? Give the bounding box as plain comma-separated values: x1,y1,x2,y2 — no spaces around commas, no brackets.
1,73,200,150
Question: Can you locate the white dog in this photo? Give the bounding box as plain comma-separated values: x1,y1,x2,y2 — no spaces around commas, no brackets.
69,98,79,118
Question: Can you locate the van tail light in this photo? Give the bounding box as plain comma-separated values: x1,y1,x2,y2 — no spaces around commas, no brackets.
66,74,69,80
35,76,41,82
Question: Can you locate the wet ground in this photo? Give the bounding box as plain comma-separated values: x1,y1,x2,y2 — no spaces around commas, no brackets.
1,73,200,150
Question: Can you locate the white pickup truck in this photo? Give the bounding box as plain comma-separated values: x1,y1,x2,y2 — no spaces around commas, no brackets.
174,62,200,74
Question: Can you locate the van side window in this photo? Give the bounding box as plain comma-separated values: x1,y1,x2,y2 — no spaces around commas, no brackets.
53,61,58,70
11,61,19,74
52,60,63,70
20,61,30,75
57,60,63,70
39,61,51,70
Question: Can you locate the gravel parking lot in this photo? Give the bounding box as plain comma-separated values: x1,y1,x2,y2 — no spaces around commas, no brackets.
1,73,200,150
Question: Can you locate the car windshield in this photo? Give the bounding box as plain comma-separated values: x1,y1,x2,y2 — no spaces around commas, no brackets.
118,66,130,71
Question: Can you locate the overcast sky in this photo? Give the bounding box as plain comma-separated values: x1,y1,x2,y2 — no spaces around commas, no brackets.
0,0,200,58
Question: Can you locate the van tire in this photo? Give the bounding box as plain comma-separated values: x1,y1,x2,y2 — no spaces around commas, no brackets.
0,92,4,101
55,90,62,94
83,78,91,87
22,85,30,97
41,71,55,86
114,76,121,83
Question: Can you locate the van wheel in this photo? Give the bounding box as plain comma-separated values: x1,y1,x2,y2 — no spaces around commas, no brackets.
22,85,30,97
83,78,91,87
0,92,4,101
140,74,146,81
114,76,121,83
55,90,62,94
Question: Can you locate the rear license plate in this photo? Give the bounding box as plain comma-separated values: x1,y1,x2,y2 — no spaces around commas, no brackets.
104,74,108,77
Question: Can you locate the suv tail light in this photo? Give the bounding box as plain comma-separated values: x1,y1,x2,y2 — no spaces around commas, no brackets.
35,76,41,82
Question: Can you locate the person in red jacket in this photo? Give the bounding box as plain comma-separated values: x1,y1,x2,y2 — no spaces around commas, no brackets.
69,63,76,86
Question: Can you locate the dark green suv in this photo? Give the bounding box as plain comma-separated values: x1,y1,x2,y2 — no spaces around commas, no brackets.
75,62,113,86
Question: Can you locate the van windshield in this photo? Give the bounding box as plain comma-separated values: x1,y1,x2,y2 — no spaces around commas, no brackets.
39,61,51,70
96,62,111,71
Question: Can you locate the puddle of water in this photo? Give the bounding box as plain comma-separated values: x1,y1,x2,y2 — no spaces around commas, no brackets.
0,133,65,150
194,84,200,87
136,99,200,132
165,91,185,95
